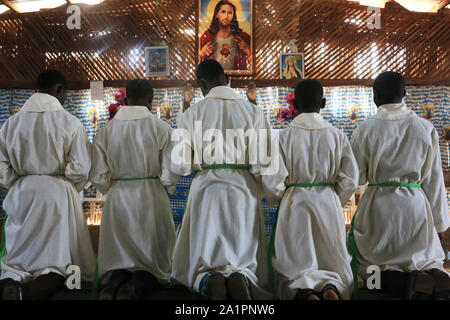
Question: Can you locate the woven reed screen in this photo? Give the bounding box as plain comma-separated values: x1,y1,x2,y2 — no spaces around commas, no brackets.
0,0,448,87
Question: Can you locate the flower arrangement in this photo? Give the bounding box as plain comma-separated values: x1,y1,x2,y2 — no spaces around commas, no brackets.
276,92,299,122
108,91,126,120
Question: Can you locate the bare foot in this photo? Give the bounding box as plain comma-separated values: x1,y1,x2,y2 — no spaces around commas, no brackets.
306,293,320,300
295,289,320,300
322,288,339,300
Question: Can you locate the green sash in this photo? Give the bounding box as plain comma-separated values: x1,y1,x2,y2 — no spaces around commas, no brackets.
348,210,359,299
348,181,421,299
0,215,7,273
90,264,99,300
368,182,421,188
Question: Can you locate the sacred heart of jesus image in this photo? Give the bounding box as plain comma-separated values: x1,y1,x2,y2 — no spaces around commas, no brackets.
220,43,232,58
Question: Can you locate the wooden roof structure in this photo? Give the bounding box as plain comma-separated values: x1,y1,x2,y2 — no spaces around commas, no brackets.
0,0,448,88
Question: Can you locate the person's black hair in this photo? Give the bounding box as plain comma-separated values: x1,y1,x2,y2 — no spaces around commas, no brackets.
196,59,225,83
126,79,154,101
373,71,405,101
294,79,324,111
207,0,242,35
36,70,67,91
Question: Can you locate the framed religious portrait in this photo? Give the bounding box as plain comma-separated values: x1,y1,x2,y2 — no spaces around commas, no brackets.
198,0,253,75
280,53,304,80
145,46,170,77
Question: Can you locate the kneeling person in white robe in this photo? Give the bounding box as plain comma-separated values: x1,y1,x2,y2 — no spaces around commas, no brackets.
91,79,178,300
349,71,450,300
0,70,96,300
263,79,358,300
171,60,271,300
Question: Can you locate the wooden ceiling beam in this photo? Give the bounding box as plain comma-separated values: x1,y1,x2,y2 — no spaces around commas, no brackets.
1,0,21,13
434,0,450,12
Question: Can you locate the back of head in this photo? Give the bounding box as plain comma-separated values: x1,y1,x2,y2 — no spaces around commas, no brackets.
36,70,67,105
36,70,67,91
294,79,324,112
126,79,154,104
196,60,227,96
196,59,226,83
373,71,405,106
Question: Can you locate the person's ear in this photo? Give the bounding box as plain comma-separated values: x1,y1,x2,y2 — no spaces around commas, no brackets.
320,97,326,109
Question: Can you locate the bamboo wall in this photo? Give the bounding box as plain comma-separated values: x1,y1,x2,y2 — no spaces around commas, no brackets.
0,0,448,88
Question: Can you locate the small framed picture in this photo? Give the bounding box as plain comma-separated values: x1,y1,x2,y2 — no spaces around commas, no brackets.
145,46,170,77
280,53,304,79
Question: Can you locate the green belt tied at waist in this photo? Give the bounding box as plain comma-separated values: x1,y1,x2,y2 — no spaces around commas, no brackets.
114,176,159,181
287,182,334,188
368,182,421,188
202,164,250,171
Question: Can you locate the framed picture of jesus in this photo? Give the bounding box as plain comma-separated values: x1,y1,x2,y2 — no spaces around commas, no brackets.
198,0,254,75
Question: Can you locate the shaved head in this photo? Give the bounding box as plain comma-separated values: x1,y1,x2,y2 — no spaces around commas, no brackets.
373,71,406,106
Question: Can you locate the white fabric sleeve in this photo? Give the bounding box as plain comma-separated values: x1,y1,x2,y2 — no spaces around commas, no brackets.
249,110,272,179
350,126,368,186
170,109,193,176
89,127,112,194
176,110,184,129
160,126,180,195
421,130,449,233
335,135,359,207
261,137,288,205
0,121,18,189
65,123,91,192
